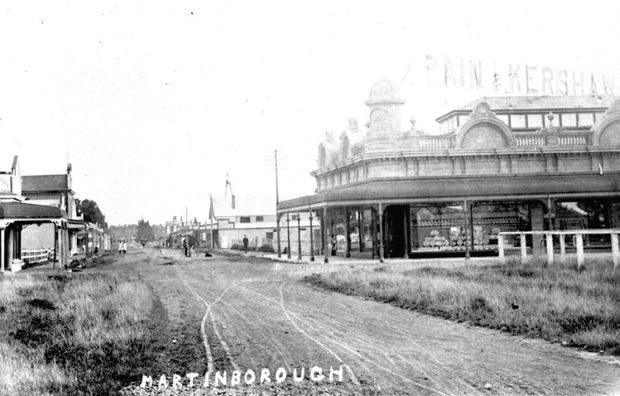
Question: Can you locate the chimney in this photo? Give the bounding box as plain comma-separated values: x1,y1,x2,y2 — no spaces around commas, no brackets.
231,194,236,209
67,163,72,174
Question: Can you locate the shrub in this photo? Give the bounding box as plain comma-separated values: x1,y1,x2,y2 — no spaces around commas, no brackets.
255,244,275,253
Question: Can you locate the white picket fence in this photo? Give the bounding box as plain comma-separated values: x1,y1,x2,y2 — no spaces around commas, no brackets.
21,249,52,264
498,229,619,268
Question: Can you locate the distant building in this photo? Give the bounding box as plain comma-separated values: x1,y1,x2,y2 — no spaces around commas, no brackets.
278,80,620,261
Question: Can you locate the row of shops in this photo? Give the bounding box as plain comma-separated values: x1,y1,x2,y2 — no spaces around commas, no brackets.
277,81,620,261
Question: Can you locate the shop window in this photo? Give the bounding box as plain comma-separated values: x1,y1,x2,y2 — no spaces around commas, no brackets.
471,203,532,251
239,216,251,223
555,199,612,246
410,204,466,252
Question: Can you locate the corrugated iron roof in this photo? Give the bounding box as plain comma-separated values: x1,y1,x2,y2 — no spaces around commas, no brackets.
21,175,69,192
0,202,63,219
278,172,620,211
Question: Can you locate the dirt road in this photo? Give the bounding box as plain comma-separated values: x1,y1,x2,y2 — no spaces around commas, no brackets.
119,250,620,395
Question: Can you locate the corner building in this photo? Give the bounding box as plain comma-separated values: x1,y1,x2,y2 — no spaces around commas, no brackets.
277,80,620,261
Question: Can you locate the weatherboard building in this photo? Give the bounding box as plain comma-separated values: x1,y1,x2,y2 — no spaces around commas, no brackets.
277,80,620,262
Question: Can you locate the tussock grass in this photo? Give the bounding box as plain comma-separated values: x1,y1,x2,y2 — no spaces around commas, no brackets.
305,258,620,355
0,272,161,395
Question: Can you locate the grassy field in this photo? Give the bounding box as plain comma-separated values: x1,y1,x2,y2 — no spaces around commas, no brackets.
305,258,620,355
0,269,162,395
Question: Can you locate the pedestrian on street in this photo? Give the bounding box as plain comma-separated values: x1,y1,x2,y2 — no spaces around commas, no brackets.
182,237,188,257
243,234,249,254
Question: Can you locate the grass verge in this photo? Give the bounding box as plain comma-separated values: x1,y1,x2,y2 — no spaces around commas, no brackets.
0,271,164,395
304,258,620,355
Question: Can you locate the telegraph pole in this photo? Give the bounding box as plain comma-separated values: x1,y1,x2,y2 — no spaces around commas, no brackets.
275,149,282,258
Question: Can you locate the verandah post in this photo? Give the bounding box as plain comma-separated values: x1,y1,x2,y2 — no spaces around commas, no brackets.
286,213,291,259
0,228,4,273
378,203,385,263
323,207,329,264
559,234,566,260
297,212,302,260
309,210,314,262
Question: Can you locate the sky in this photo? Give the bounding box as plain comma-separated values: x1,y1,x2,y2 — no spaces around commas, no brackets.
1,1,620,225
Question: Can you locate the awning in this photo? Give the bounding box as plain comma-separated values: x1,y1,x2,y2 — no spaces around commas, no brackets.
278,171,620,211
0,202,63,219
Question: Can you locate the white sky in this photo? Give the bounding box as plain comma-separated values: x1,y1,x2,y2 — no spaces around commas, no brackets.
1,1,620,225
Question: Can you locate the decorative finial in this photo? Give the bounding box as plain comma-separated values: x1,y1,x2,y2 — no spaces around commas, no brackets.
547,112,555,127
410,117,416,129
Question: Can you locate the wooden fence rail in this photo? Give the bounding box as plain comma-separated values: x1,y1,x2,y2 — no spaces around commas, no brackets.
498,229,619,268
21,249,52,264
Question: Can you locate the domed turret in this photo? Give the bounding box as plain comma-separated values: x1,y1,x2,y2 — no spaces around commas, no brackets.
364,80,405,151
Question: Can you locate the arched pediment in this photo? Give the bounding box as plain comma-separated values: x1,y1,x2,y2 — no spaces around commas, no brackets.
454,102,514,149
592,100,620,146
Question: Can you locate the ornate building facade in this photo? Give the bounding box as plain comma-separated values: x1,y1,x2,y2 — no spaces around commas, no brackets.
278,80,620,261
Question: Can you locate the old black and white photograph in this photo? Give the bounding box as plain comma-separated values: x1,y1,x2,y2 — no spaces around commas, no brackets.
0,1,619,395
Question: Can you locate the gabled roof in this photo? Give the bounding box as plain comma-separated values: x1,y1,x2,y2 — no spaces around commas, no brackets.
437,95,619,122
0,202,63,219
21,175,69,193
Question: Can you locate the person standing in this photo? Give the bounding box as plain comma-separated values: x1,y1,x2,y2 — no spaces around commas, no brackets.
243,234,249,254
182,237,188,257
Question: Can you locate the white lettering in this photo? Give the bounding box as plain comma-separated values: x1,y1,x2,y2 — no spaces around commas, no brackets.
244,369,256,385
329,365,344,382
275,367,287,383
293,368,305,383
310,366,324,382
230,370,241,386
158,375,168,390
260,368,271,384
140,375,153,388
214,371,227,387
186,373,198,388
172,374,182,390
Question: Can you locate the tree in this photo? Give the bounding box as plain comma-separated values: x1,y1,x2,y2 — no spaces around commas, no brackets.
79,199,107,229
136,219,155,243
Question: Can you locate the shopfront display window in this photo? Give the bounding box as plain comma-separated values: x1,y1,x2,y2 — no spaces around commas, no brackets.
471,203,531,250
555,199,613,246
410,204,467,252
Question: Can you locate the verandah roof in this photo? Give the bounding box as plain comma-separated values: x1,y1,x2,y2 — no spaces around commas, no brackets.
278,172,620,212
0,202,63,219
